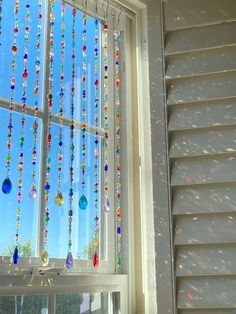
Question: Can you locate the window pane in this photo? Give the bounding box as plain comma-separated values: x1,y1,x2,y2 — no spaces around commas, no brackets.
0,295,47,314
52,2,101,126
0,1,45,107
56,293,115,314
0,108,41,257
47,124,101,260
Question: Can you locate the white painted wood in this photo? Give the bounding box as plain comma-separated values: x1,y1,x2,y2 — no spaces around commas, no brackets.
168,98,236,131
177,276,236,308
174,213,236,245
173,184,236,215
164,0,236,31
170,127,236,158
176,244,236,276
165,21,236,55
172,155,236,186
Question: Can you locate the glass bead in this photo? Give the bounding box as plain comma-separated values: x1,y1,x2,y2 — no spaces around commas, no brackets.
55,191,64,206
66,251,73,269
79,194,88,210
104,196,110,213
29,185,37,200
113,30,120,38
41,250,49,266
11,246,20,265
93,251,99,268
2,177,12,194
117,255,122,270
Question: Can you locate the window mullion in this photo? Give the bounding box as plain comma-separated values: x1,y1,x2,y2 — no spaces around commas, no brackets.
37,0,51,258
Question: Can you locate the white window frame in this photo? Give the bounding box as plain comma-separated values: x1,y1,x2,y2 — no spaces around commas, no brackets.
0,0,151,312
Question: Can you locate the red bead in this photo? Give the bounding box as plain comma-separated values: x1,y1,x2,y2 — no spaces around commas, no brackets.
12,45,17,52
93,252,99,268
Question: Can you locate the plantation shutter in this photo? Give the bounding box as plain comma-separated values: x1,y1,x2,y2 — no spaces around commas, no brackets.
148,0,236,313
167,0,236,312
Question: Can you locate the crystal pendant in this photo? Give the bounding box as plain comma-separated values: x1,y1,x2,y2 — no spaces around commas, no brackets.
55,191,64,206
2,177,12,194
93,251,99,268
104,196,110,213
66,251,73,269
41,250,49,266
117,255,122,270
12,246,20,265
113,30,120,38
29,185,37,200
79,194,88,210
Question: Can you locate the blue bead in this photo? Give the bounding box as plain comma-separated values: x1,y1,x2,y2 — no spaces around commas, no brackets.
12,246,20,265
104,164,108,172
66,252,73,269
117,227,121,234
44,184,50,190
79,194,88,210
2,177,12,194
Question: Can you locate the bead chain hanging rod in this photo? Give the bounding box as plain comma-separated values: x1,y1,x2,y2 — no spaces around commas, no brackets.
63,0,134,22
65,4,77,269
93,18,100,268
29,0,43,201
2,0,20,195
12,0,31,265
42,0,55,267
114,28,122,270
55,1,66,208
79,13,88,211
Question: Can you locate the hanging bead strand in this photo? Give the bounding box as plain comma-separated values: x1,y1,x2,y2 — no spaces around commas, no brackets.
42,0,55,267
103,23,110,213
2,0,20,195
29,0,43,201
55,1,66,207
12,0,31,265
114,29,122,270
0,0,3,48
93,19,99,268
79,13,88,211
65,6,77,270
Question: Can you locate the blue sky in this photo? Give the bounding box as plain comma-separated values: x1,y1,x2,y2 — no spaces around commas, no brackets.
0,0,101,259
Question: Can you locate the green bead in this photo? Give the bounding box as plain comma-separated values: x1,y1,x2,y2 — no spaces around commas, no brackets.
117,256,122,270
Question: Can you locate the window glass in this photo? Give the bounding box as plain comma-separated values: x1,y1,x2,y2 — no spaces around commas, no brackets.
0,0,45,107
0,295,48,313
48,124,101,259
0,108,41,257
56,292,114,314
52,2,101,126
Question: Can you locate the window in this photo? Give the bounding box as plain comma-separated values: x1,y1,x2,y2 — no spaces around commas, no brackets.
0,0,140,312
0,0,114,269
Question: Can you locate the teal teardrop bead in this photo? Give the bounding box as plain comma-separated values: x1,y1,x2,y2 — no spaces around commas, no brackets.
2,177,12,194
79,194,88,210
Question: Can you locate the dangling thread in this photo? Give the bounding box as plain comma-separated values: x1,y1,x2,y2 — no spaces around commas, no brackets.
42,0,55,267
13,0,31,264
2,0,20,195
103,22,110,213
93,18,100,268
29,0,43,201
114,29,122,270
55,1,66,207
79,13,88,211
66,5,77,270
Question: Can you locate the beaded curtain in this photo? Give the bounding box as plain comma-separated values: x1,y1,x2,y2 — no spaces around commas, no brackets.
0,0,122,270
